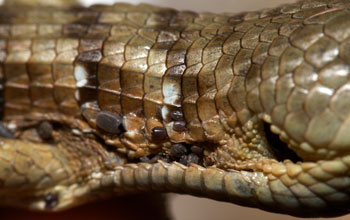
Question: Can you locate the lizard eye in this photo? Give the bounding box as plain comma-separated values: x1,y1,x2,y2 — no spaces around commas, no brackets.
263,122,302,163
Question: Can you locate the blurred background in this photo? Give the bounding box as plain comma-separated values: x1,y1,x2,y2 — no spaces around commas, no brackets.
0,0,349,219
80,0,292,12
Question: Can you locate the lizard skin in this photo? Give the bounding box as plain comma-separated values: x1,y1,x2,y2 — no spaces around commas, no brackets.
0,0,350,217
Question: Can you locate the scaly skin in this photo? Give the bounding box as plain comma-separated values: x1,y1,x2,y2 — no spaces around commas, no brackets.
0,0,350,217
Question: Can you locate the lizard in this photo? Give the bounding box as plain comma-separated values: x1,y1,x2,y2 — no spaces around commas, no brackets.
0,0,350,217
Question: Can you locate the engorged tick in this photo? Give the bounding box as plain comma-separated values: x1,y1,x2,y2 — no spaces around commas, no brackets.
170,143,188,158
173,121,186,132
151,126,168,141
96,111,123,134
37,121,53,140
170,110,184,121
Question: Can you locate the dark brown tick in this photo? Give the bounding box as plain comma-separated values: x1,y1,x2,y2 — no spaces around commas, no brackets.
170,110,184,121
37,121,53,140
151,126,168,141
170,143,188,158
96,111,123,134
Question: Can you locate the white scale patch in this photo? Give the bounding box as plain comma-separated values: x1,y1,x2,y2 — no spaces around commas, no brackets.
74,65,88,88
74,90,80,101
71,129,82,136
74,65,89,101
7,123,17,130
80,102,97,110
161,106,170,120
91,172,102,179
163,82,181,105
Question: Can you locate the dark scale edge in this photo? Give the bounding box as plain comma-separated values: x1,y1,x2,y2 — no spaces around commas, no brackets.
0,37,5,120
0,43,13,139
0,70,4,120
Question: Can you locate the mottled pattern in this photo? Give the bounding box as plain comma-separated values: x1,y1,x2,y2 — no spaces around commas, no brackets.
1,0,350,217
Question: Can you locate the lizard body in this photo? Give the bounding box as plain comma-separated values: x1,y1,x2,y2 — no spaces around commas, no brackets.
0,0,349,217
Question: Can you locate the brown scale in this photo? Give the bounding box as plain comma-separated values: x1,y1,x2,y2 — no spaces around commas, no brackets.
53,38,80,116
0,3,258,168
4,39,31,117
27,39,57,113
97,38,122,114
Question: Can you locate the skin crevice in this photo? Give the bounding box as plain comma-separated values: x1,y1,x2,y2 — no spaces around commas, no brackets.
263,122,303,163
